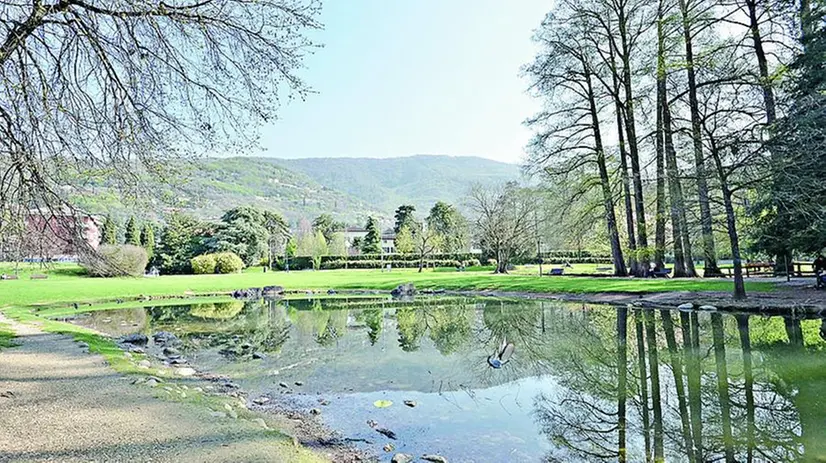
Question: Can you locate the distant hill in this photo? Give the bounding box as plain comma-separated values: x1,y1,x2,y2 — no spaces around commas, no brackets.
269,155,522,214
71,155,521,226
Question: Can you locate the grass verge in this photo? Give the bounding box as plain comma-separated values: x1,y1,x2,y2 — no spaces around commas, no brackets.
0,322,16,350
0,265,775,308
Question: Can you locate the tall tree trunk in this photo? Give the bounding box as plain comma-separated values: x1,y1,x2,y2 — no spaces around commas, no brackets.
656,2,692,277
586,64,628,276
617,306,628,463
744,0,777,124
661,310,696,462
681,311,704,459
678,0,721,277
710,143,747,299
655,96,667,270
643,310,664,462
662,84,694,277
611,47,639,276
635,309,652,461
711,313,735,463
618,8,650,276
736,315,756,463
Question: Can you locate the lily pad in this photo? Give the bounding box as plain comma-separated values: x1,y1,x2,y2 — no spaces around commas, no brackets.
373,399,393,408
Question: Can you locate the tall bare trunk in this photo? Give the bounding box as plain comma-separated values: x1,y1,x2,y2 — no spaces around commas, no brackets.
618,8,650,276
678,0,721,277
745,0,777,124
654,2,668,272
586,64,628,276
711,313,735,463
662,82,694,277
710,143,746,299
617,306,628,463
611,47,639,275
654,50,667,271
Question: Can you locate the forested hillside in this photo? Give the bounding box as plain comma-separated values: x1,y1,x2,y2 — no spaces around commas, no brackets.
271,155,522,213
71,155,520,224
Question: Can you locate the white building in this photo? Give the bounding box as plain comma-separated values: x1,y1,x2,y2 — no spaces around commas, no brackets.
343,227,396,255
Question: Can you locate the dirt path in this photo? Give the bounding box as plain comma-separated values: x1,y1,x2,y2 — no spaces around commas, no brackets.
0,314,324,463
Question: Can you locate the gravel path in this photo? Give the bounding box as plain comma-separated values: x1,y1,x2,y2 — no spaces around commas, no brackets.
0,315,322,463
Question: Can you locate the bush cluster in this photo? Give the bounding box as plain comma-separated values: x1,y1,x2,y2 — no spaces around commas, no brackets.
83,245,148,277
191,254,217,274
215,252,245,274
189,252,245,274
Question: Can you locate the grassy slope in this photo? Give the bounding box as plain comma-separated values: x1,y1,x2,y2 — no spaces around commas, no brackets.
0,265,773,308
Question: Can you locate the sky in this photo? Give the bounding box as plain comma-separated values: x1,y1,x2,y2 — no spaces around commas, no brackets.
257,0,552,164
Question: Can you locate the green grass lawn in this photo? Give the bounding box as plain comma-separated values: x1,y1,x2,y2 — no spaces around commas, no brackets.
0,322,16,350
0,263,774,308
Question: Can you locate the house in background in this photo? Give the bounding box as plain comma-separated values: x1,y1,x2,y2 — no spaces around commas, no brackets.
7,210,101,261
343,226,396,255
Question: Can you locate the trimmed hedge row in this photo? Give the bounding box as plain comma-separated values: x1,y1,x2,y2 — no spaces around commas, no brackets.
320,259,482,270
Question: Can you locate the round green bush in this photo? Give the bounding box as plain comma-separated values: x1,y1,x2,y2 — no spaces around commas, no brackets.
214,252,245,274
191,254,217,274
83,244,148,277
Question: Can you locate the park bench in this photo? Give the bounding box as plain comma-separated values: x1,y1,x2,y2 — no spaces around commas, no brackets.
0,274,19,280
30,274,48,280
652,268,672,278
549,268,564,276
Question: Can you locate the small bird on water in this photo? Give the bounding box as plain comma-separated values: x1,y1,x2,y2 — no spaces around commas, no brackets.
487,337,515,369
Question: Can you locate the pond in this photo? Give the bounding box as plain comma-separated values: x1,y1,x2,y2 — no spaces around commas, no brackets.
67,296,826,462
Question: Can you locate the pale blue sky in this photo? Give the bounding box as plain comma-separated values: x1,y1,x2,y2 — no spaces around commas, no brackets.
258,0,552,164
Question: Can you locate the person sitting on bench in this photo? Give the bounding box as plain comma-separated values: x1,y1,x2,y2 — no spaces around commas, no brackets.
815,254,826,289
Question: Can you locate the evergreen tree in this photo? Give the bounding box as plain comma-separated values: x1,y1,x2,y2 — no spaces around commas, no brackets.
140,224,156,262
101,214,117,245
393,205,416,233
155,213,206,274
124,216,141,246
756,9,826,256
361,216,382,254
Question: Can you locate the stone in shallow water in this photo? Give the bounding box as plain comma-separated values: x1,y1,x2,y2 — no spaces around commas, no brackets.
422,455,448,463
403,400,417,408
391,454,413,463
121,333,148,345
176,367,197,377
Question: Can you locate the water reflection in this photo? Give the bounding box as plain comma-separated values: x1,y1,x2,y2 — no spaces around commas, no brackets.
68,298,826,462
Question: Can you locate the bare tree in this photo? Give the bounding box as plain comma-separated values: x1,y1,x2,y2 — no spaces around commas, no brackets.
525,5,628,276
467,182,538,274
0,0,321,256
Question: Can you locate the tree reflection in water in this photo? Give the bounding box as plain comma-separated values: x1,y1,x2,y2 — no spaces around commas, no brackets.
79,297,826,461
533,306,822,462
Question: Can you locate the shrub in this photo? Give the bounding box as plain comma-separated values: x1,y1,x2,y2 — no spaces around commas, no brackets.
214,252,245,274
191,254,217,274
83,244,148,277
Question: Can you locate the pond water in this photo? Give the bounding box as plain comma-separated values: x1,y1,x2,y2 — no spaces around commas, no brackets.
67,296,826,462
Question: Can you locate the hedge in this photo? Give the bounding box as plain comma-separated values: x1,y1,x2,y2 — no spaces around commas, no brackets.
273,251,610,271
